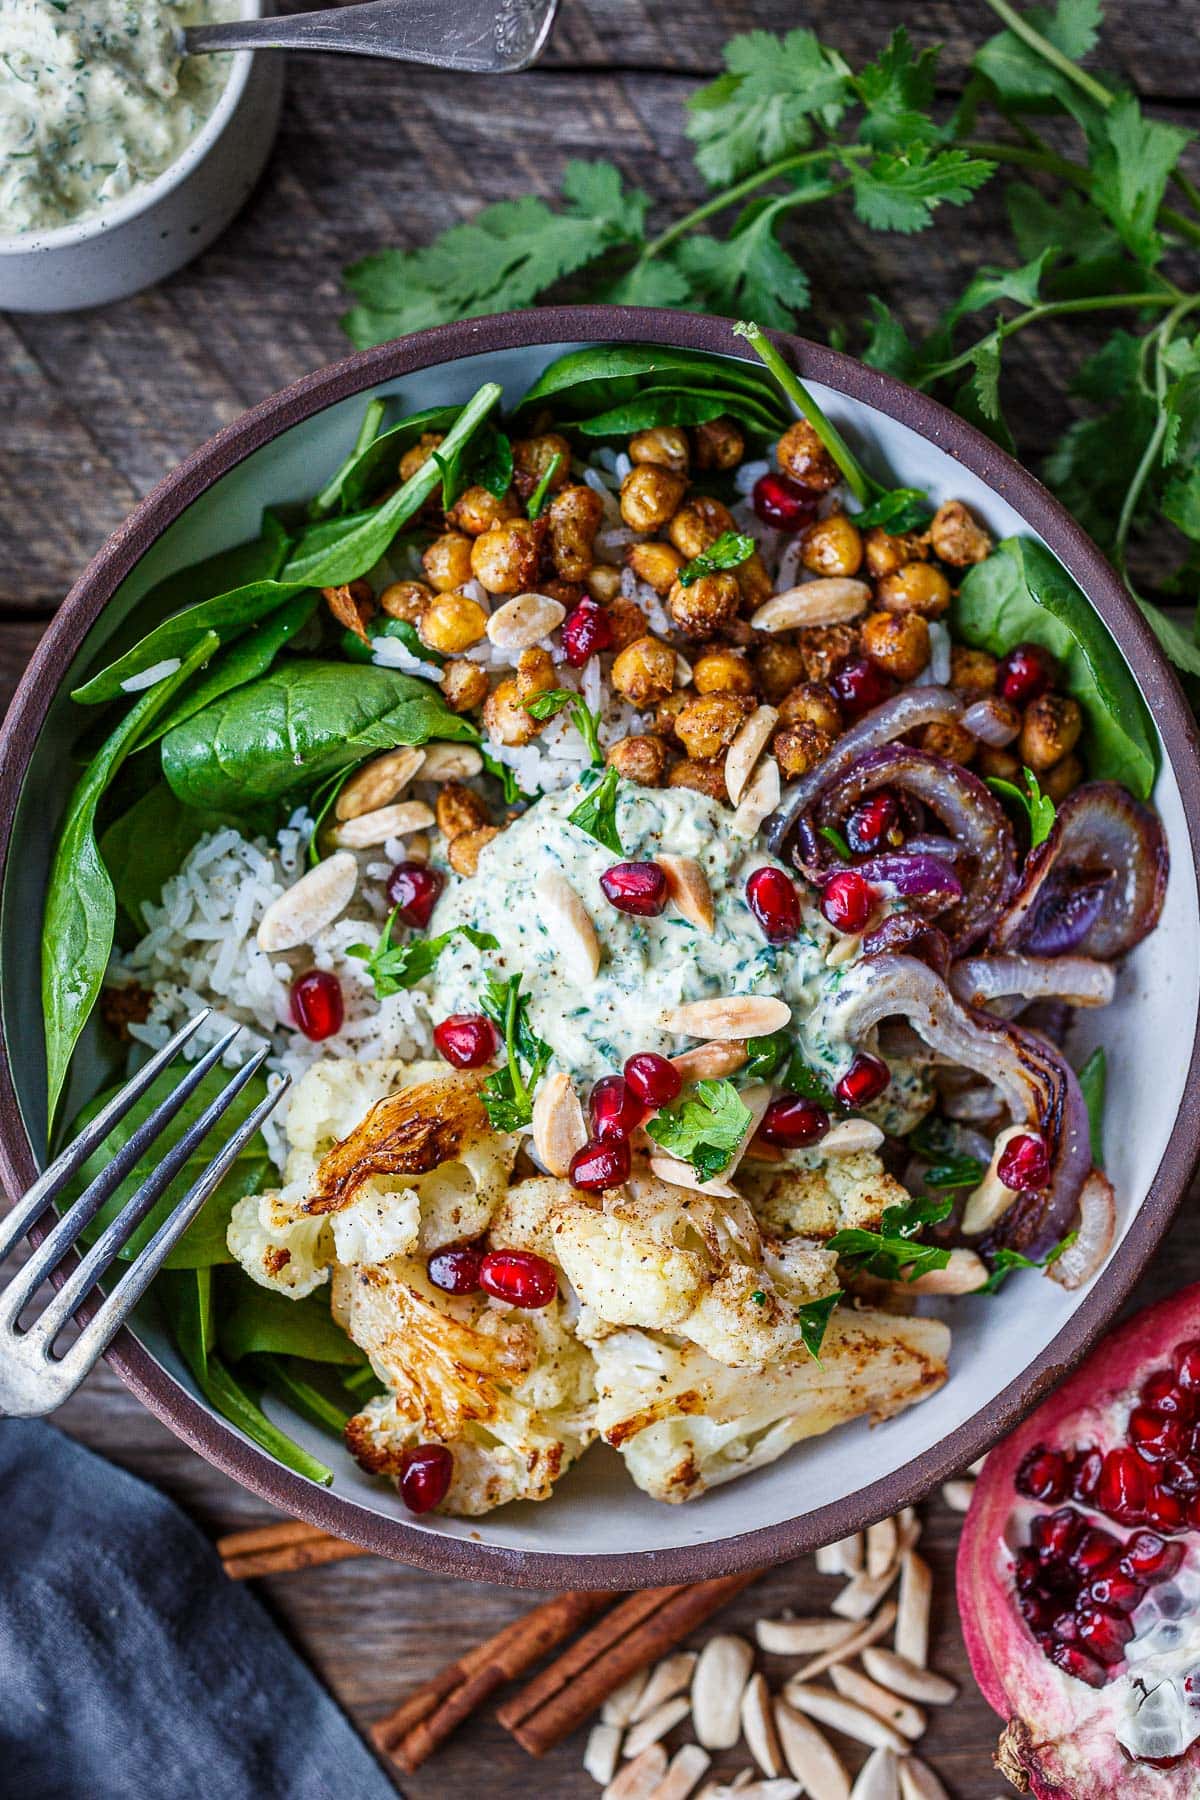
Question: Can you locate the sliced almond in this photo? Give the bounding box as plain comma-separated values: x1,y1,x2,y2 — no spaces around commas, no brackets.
586,1723,624,1786
831,1564,901,1621
649,1154,739,1199
780,1685,908,1754
895,1551,932,1668
486,591,566,650
866,1517,898,1580
940,1479,975,1514
532,1072,587,1177
830,1666,926,1741
665,996,791,1040
751,579,871,633
671,1041,747,1081
897,1758,952,1800
631,1653,698,1723
742,1674,783,1778
960,1123,1028,1235
535,870,601,985
658,855,715,935
730,755,781,840
774,1701,850,1800
896,1508,921,1553
816,1532,863,1577
420,741,484,781
794,1602,897,1683
623,1696,691,1761
861,1649,957,1706
821,1119,884,1154
335,746,426,819
256,851,358,952
403,832,431,864
826,931,863,968
604,1670,650,1727
849,1747,900,1800
900,1248,988,1295
334,799,435,849
648,1744,712,1800
723,1082,772,1181
755,1617,857,1656
692,1634,754,1749
725,705,778,805
606,1744,669,1800
675,652,694,685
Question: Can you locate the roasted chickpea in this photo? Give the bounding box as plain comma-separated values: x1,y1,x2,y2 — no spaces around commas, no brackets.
930,500,992,567
650,689,692,738
470,517,542,595
620,464,688,533
667,495,735,560
611,635,677,707
515,646,556,703
797,623,861,683
422,531,474,593
627,541,685,596
919,720,976,766
950,645,998,699
606,733,671,786
674,692,755,761
863,527,928,580
668,570,741,639
418,594,489,655
437,782,489,841
800,514,863,579
876,562,952,619
776,419,839,492
692,416,744,472
667,757,729,803
379,579,433,624
398,432,443,483
1020,693,1082,772
693,649,755,696
586,564,622,603
976,745,1021,783
754,640,809,705
539,578,584,609
736,549,773,609
628,426,689,474
861,610,931,683
441,658,489,714
448,825,501,877
547,483,604,582
774,722,836,779
777,681,842,734
1041,753,1083,803
448,485,522,537
605,596,652,652
512,434,571,500
483,678,541,747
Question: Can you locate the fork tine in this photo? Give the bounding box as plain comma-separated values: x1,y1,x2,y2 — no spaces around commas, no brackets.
0,1010,211,1268
30,1050,276,1347
57,1076,291,1380
0,1023,245,1325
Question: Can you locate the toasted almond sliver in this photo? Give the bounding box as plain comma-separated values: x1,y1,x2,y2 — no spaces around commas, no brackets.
535,870,601,985
648,1744,711,1800
751,579,872,633
831,1562,902,1621
774,1701,850,1800
586,1723,624,1786
866,1517,898,1580
826,930,863,968
722,1082,772,1181
816,1531,863,1577
531,1071,587,1178
256,851,357,952
725,704,778,805
333,799,435,849
900,1248,988,1295
335,746,426,819
941,1479,975,1514
675,652,694,686
960,1123,1028,1234
486,591,566,650
742,1674,783,1778
781,1685,908,1754
631,1652,698,1723
404,832,431,864
861,1649,957,1706
671,1041,747,1081
420,741,484,781
895,1551,932,1668
730,755,781,841
658,854,716,935
755,1617,857,1656
821,1119,885,1154
849,1746,900,1800
794,1602,897,1683
648,1154,738,1200
665,995,791,1041
896,1507,921,1553
623,1696,691,1762
897,1758,952,1800
692,1634,754,1750
830,1665,926,1741
604,1670,651,1727
605,1744,669,1800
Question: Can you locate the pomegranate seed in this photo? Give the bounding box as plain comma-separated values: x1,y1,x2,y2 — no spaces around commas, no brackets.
1129,1406,1187,1463
1070,1446,1103,1504
1097,1446,1150,1523
751,470,819,531
434,1013,498,1069
1050,1610,1080,1644
562,598,613,667
1120,1531,1183,1580
1012,1547,1042,1593
1068,1526,1122,1578
997,1132,1051,1192
760,1095,830,1148
1144,1488,1187,1533
1141,1369,1196,1419
569,1137,631,1193
623,1053,682,1109
1018,1588,1060,1633
821,870,875,933
746,866,800,943
385,860,444,929
830,656,894,720
1030,1506,1083,1563
835,1052,891,1108
478,1248,558,1309
599,861,667,917
1047,1640,1107,1687
589,1075,644,1141
1075,1606,1133,1666
1084,1570,1144,1613
1016,1446,1070,1504
427,1243,484,1295
290,969,344,1041
1174,1339,1200,1391
846,791,900,854
397,1443,453,1514
997,642,1055,707
1161,1455,1200,1498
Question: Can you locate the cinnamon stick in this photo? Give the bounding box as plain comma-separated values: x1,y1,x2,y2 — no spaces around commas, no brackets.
217,1520,370,1580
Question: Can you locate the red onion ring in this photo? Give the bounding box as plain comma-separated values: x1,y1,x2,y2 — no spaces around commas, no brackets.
950,953,1116,1011
851,853,962,903
962,696,1021,747
1048,1169,1116,1290
863,914,951,975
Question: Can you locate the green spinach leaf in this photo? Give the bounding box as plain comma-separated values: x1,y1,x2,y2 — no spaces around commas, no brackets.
217,1282,365,1366
987,765,1057,847
526,452,564,520
243,1355,356,1436
516,343,789,418
138,591,320,747
1077,1044,1106,1167
100,783,235,936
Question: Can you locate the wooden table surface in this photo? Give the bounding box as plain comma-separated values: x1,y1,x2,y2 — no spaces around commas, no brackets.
3,3,1199,1795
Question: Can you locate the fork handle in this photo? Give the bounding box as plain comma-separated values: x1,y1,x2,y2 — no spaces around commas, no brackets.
184,0,558,74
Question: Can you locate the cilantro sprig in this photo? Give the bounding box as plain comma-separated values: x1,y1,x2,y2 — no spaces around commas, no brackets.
678,530,756,586
347,915,498,1000
478,972,553,1132
987,766,1057,847
646,1079,753,1183
567,764,625,856
523,689,605,765
828,1194,954,1282
975,1232,1078,1296
796,1289,843,1365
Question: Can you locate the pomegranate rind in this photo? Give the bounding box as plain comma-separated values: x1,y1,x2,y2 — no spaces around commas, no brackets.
958,1282,1200,1800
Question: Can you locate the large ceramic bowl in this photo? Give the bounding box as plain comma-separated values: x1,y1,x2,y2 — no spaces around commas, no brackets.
3,307,1200,1588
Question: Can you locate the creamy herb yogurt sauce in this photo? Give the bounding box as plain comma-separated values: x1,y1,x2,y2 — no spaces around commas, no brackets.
0,0,234,234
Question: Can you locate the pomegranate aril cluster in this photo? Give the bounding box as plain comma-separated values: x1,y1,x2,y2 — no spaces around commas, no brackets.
1009,1340,1200,1688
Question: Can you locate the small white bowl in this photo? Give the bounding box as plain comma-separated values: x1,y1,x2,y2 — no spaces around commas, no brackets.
0,1,282,313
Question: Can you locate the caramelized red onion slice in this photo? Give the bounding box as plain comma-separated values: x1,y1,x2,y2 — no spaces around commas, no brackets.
852,853,962,903
992,782,1168,961
950,953,1116,1011
833,953,1091,1258
962,696,1020,747
1048,1168,1116,1290
863,914,951,976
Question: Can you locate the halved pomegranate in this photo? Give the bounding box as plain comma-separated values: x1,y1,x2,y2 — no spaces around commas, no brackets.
959,1284,1200,1796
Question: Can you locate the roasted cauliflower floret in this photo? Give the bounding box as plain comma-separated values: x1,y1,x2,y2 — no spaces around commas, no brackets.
337,1259,597,1514
591,1308,951,1502
745,1149,911,1242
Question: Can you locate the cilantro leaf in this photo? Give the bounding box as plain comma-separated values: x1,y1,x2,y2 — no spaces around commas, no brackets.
479,973,552,1132
829,1193,954,1281
646,1079,753,1183
673,196,815,329
686,30,851,188
523,689,604,765
853,28,942,149
795,1289,843,1364
975,1232,1078,1295
567,765,625,855
348,915,498,1000
923,1154,986,1191
850,146,994,235
986,766,1056,846
781,1053,840,1110
679,529,757,586
743,1030,792,1080
973,0,1103,110
1087,94,1192,268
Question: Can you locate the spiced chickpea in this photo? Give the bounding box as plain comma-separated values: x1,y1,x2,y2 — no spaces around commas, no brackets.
611,636,677,707
1041,753,1083,803
418,594,489,655
777,681,842,734
547,483,604,581
674,692,755,760
667,495,735,560
976,745,1021,783
736,549,773,609
797,623,861,683
539,578,584,609
441,658,489,714
398,432,443,483
606,734,671,786
876,562,952,619
692,416,744,471
774,722,836,779
620,464,688,533
754,640,809,705
379,579,433,624
800,513,864,579
628,426,689,474
586,564,622,603
515,646,556,703
668,570,741,638
860,610,931,683
483,678,542,747
470,517,542,595
448,485,522,537
650,689,692,738
512,434,571,499
919,720,976,766
693,649,755,696
930,500,992,567
776,419,840,492
950,645,998,699
627,541,684,596
1020,693,1082,772
863,527,928,580
448,826,501,877
422,531,474,593
437,782,490,841
667,757,729,803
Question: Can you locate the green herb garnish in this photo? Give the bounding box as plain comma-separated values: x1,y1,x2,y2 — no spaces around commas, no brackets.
646,1079,753,1183
527,451,564,519
974,1232,1078,1296
829,1194,954,1281
1077,1046,1107,1168
987,765,1057,847
744,1030,792,1080
923,1153,986,1191
348,913,498,1000
567,764,625,855
817,824,853,860
781,1052,840,1110
523,688,605,765
678,529,756,586
795,1289,843,1364
481,748,535,805
479,973,553,1132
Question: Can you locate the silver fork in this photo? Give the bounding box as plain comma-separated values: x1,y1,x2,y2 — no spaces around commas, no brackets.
0,1012,289,1418
184,0,561,74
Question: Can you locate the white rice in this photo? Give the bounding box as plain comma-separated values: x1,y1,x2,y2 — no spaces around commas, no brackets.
371,635,445,683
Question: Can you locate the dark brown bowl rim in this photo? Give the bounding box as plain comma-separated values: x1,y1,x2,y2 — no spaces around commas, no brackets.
3,304,1200,1589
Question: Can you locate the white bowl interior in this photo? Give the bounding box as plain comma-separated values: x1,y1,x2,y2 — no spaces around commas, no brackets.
5,339,1196,1561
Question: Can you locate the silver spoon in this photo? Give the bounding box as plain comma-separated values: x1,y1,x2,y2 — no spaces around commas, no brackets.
184,0,560,74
